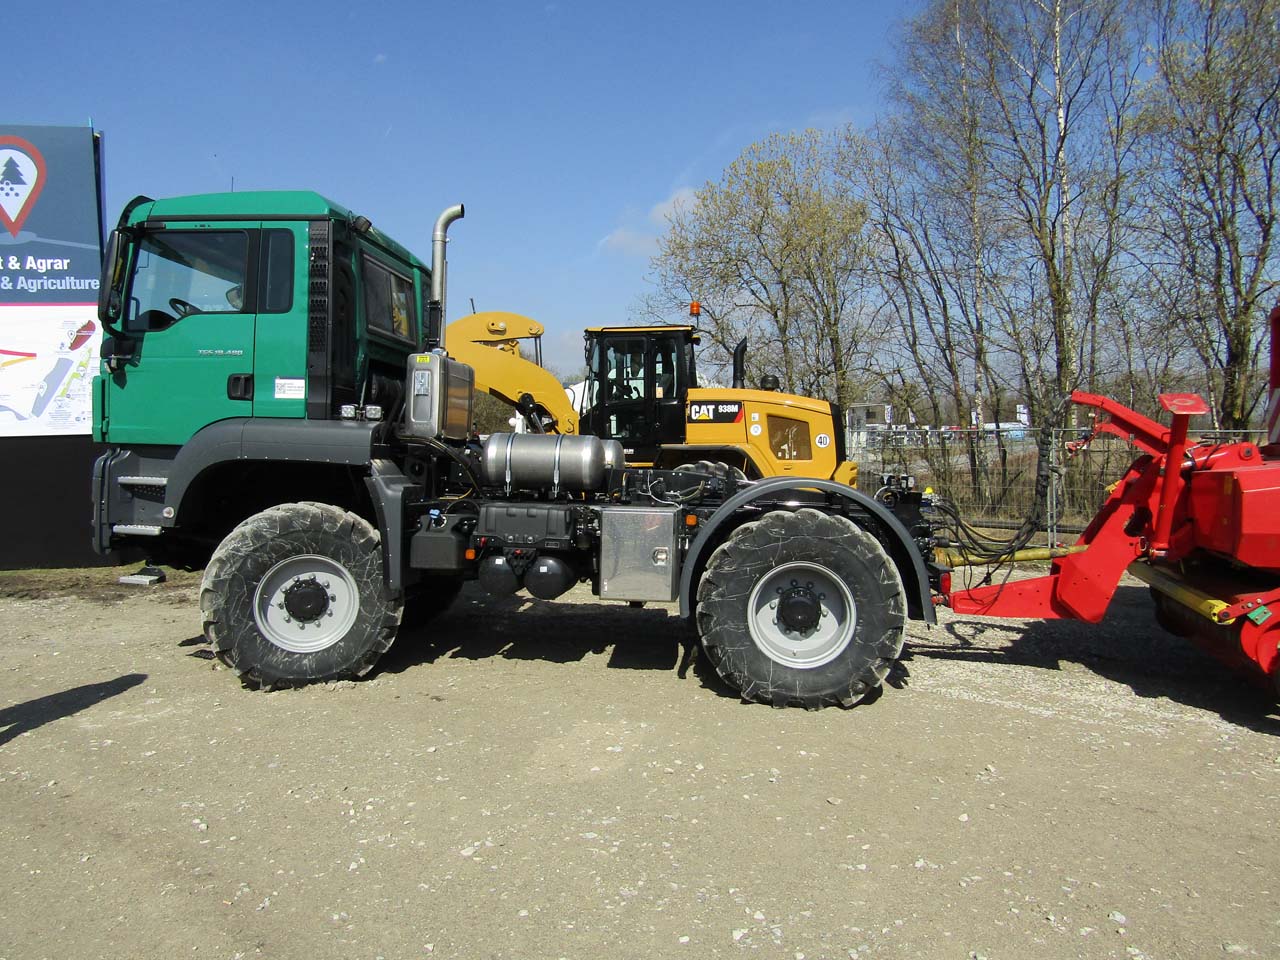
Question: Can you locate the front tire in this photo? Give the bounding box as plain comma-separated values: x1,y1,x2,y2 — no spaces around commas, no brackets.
696,508,905,708
201,502,402,688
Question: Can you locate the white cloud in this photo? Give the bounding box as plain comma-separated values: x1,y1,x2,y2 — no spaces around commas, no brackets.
373,53,388,64
648,186,697,225
600,187,697,259
599,227,658,257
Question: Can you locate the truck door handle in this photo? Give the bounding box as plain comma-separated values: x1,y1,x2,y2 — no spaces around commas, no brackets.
227,374,254,400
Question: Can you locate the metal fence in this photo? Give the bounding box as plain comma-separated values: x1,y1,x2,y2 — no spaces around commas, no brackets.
850,426,1264,545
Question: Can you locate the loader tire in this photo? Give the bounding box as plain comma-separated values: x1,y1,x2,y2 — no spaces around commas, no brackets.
674,460,749,482
696,508,905,709
201,502,402,689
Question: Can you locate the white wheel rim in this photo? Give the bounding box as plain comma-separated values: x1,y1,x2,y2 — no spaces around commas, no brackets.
746,560,857,669
253,554,360,654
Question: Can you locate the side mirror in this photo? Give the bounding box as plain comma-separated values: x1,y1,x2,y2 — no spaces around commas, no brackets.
98,229,129,326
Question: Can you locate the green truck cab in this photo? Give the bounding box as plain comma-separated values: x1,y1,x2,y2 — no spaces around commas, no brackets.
93,191,436,569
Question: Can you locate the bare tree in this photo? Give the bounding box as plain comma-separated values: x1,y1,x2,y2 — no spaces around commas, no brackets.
1139,0,1280,427
649,131,876,404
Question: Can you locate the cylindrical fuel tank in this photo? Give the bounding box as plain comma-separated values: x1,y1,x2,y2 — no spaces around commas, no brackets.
482,433,624,492
601,438,625,471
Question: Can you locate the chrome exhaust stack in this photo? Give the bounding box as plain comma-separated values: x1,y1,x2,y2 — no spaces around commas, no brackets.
428,203,465,352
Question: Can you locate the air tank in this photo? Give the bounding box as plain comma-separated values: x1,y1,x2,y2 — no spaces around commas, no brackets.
477,555,520,596
523,555,576,600
481,433,625,493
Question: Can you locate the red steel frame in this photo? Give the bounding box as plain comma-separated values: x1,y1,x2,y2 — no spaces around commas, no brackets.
944,382,1280,688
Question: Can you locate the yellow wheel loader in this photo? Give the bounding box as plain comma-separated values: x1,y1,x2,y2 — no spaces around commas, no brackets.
446,311,858,485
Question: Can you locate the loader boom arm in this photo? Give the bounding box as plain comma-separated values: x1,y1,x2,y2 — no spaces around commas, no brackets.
446,311,579,434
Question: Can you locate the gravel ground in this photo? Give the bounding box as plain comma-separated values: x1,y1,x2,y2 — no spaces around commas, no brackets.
0,568,1277,960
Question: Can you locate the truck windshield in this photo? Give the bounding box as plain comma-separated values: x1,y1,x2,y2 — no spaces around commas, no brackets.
125,231,249,332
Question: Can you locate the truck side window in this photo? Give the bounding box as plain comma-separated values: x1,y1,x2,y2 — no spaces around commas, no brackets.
258,229,294,313
362,255,416,341
125,231,249,333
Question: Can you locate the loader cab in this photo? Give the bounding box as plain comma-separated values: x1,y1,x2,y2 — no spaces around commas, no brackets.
579,326,698,462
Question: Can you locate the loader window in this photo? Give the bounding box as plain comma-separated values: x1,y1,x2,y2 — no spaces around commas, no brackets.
362,255,416,341
604,338,647,402
653,339,678,399
125,231,249,332
767,415,812,460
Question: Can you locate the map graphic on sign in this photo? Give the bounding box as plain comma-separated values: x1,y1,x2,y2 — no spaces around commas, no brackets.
0,137,46,238
0,124,104,438
0,306,100,434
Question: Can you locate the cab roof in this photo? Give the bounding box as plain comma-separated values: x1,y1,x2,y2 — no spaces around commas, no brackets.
584,325,698,337
125,191,427,270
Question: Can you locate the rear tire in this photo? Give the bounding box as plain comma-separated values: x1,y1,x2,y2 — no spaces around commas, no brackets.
201,502,402,688
1151,588,1194,637
674,459,749,482
696,508,905,708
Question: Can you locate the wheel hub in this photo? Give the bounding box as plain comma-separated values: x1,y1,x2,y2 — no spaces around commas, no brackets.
777,586,821,632
283,576,330,622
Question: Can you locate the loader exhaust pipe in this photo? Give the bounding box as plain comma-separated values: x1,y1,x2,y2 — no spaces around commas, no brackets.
731,338,747,389
428,203,465,352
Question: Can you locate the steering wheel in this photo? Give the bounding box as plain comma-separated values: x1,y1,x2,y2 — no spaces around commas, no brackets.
169,297,199,317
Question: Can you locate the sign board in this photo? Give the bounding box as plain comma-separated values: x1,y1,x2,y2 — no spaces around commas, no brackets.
0,125,102,436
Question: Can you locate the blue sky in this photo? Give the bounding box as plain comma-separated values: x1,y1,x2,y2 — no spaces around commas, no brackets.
19,0,906,372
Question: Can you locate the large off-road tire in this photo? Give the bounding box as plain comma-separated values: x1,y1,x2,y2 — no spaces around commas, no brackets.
674,460,749,482
200,502,402,688
1151,588,1194,637
696,508,906,709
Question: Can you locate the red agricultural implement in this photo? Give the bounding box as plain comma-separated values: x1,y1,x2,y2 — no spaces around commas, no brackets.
944,307,1280,693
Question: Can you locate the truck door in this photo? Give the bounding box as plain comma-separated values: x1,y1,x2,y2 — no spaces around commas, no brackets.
103,225,258,445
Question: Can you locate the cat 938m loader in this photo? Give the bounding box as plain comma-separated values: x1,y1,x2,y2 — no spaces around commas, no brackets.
92,193,935,709
444,309,860,484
